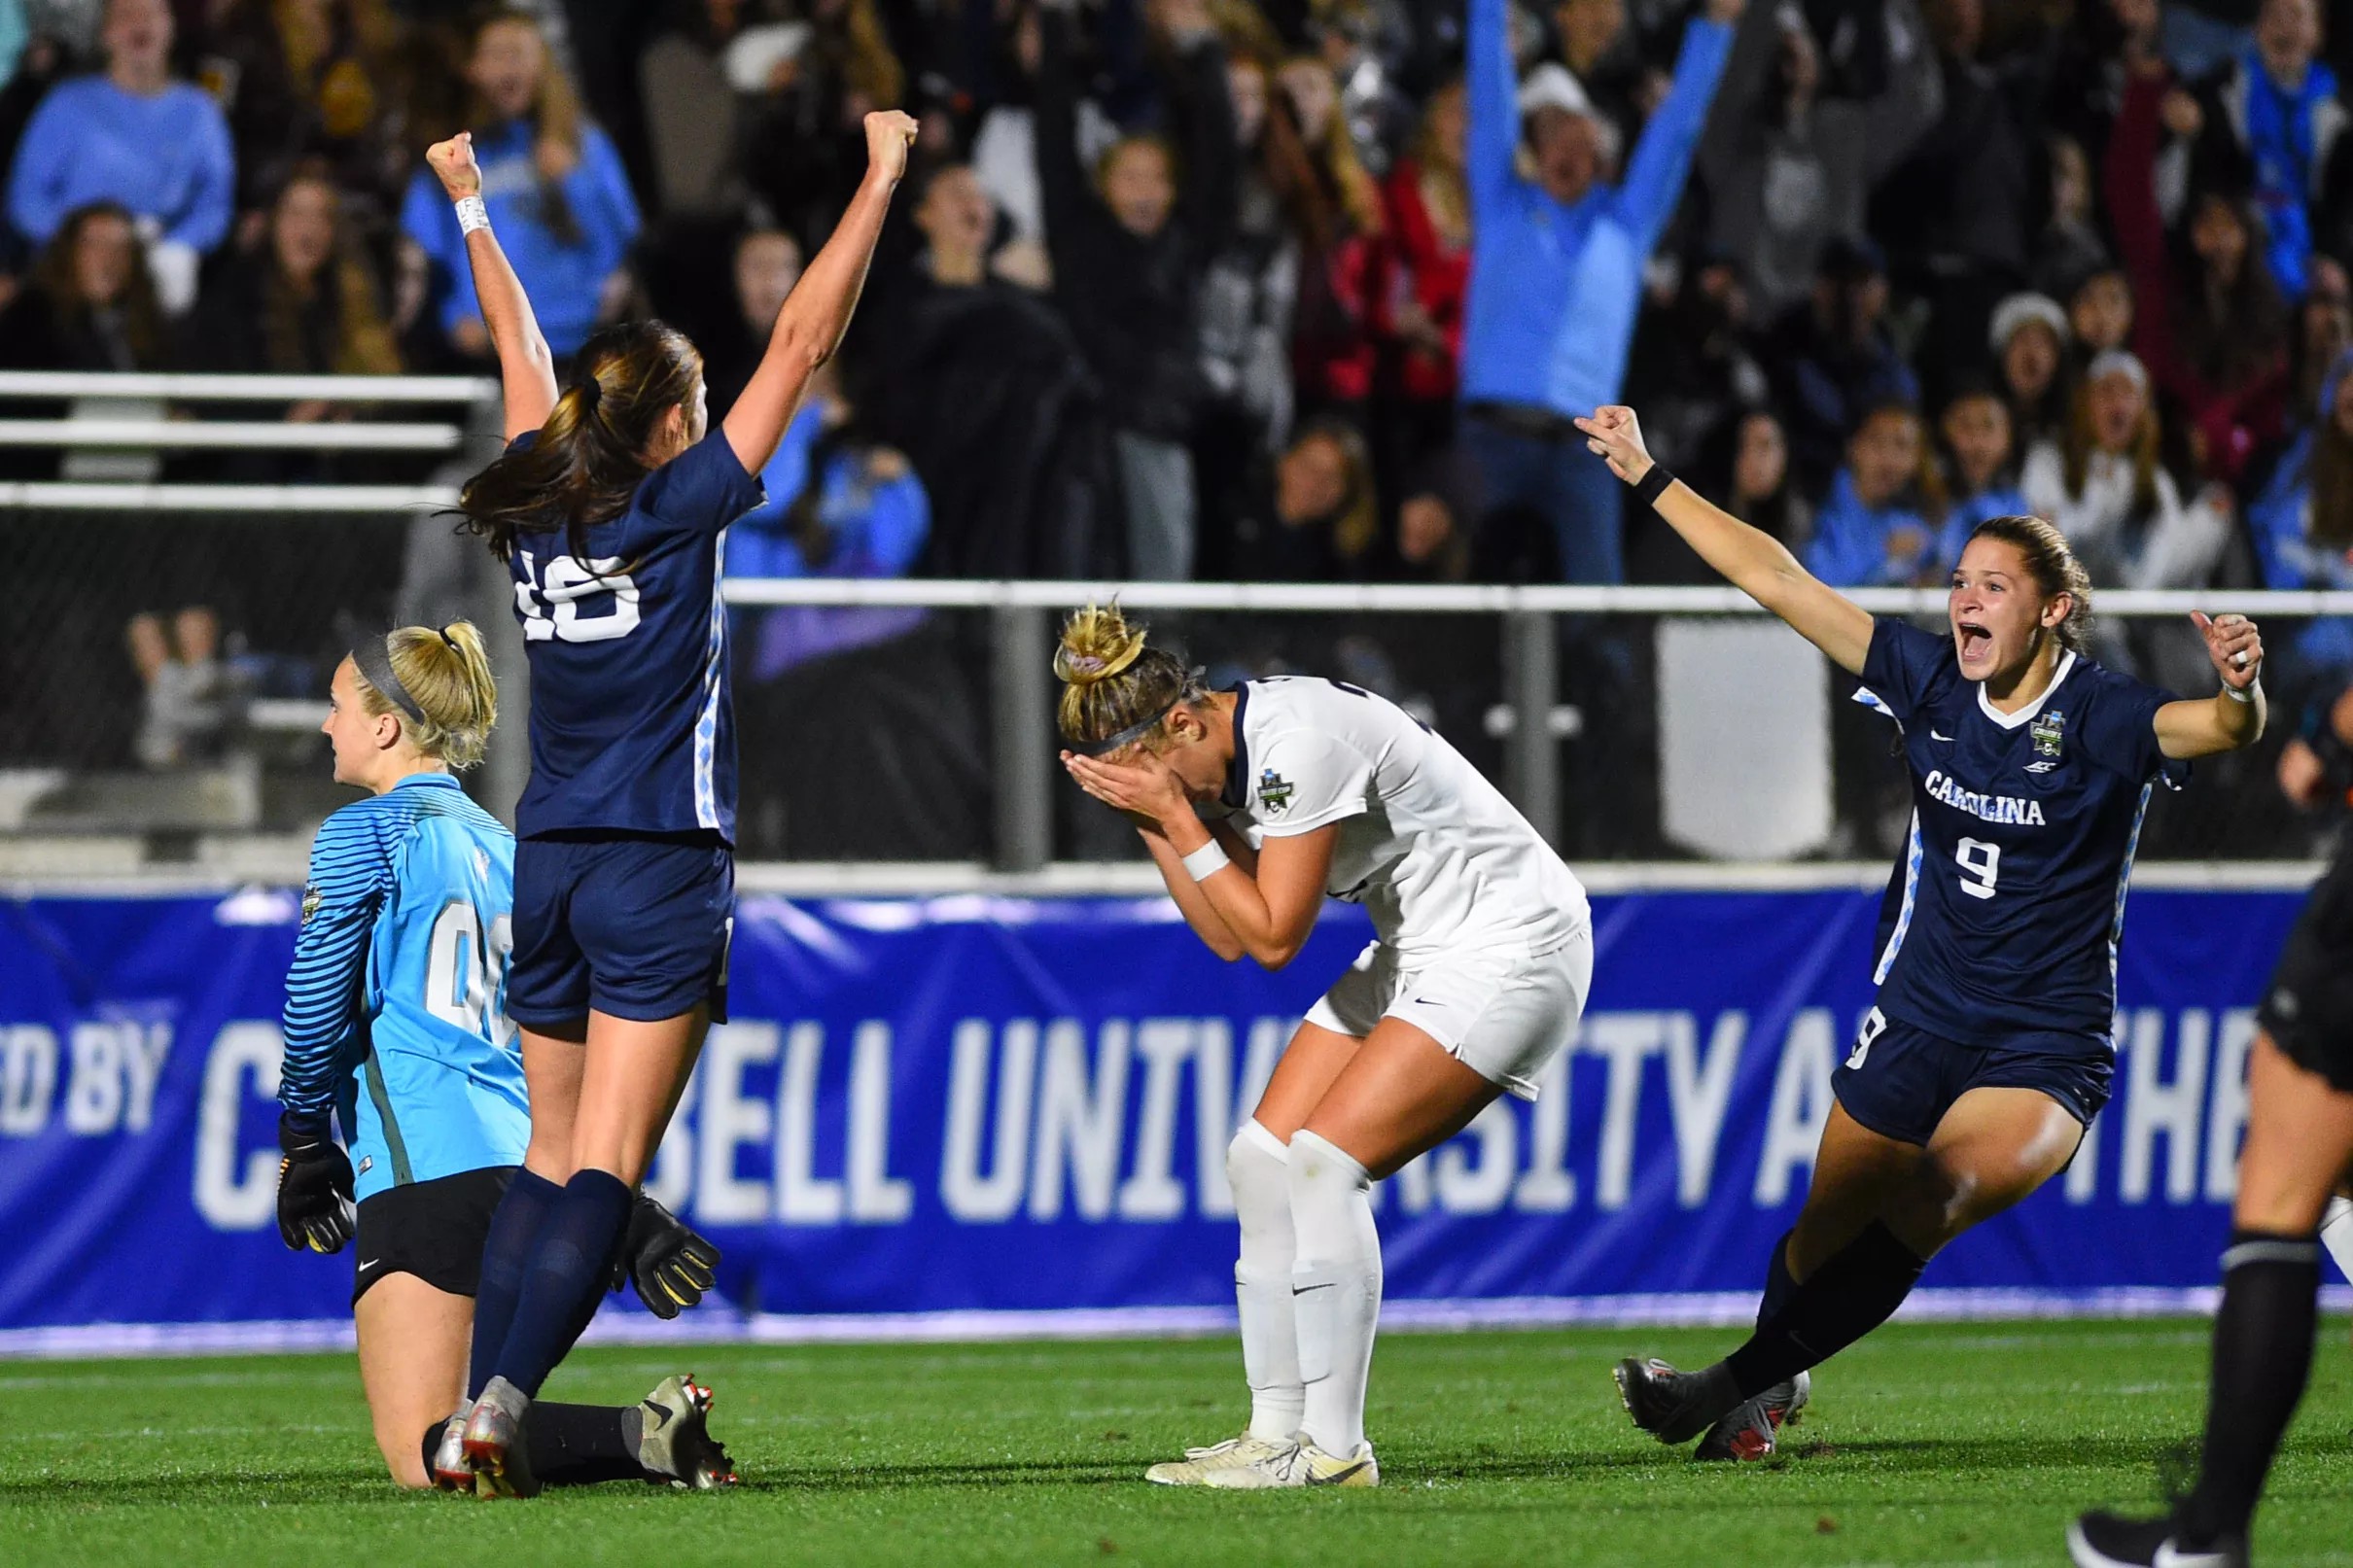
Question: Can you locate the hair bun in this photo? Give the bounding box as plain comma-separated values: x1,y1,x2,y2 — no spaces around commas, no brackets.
1054,602,1148,687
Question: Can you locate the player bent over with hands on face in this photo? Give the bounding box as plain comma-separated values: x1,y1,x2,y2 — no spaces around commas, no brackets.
275,623,734,1494
1057,604,1595,1487
1575,404,2265,1462
2069,674,2353,1568
416,110,915,1493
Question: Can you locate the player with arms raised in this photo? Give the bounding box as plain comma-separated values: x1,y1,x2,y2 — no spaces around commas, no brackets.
274,623,733,1495
417,109,916,1493
1056,604,1594,1487
1575,404,2266,1460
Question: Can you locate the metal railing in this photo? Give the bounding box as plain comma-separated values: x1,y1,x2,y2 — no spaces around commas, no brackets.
720,579,2353,873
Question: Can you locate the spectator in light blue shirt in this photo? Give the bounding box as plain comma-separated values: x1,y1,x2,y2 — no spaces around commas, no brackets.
1805,401,1942,588
727,364,932,682
400,12,639,362
5,0,234,307
1458,0,1739,583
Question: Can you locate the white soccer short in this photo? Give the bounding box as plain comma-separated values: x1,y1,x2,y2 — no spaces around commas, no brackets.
1304,926,1592,1100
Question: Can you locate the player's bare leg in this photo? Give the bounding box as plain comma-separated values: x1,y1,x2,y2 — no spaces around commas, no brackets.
356,1272,472,1488
1205,1018,1498,1490
2073,1035,2353,1567
468,1006,712,1494
1149,1023,1358,1483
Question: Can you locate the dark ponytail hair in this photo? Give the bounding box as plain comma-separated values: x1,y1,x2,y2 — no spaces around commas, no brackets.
1966,513,2094,652
456,320,704,563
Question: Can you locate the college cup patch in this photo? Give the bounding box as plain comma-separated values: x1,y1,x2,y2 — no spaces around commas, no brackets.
2031,708,2066,759
300,885,323,924
1258,768,1295,815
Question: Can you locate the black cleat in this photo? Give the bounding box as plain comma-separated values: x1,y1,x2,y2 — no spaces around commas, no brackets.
1613,1357,1737,1446
2066,1509,2246,1568
1694,1370,1810,1461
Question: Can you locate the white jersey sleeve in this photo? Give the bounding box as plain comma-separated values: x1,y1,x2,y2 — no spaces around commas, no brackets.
1247,728,1376,838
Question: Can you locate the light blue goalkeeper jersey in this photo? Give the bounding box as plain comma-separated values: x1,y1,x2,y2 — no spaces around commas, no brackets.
279,772,530,1202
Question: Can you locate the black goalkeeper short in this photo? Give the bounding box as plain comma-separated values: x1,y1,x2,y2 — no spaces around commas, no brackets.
351,1166,515,1306
2257,851,2353,1095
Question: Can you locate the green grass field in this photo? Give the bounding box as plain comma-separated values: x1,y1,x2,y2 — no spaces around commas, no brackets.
5,1320,2350,1567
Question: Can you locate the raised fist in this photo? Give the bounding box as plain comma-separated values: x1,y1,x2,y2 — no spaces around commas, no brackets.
426,133,482,200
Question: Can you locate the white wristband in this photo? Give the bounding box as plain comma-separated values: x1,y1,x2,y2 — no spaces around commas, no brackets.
2223,679,2259,705
1181,840,1231,882
454,195,490,235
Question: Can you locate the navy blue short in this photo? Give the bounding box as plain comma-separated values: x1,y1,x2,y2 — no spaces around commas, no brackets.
508,833,733,1028
1831,1006,2114,1147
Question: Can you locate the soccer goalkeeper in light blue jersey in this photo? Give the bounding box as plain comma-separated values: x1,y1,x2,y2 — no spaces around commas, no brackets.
276,622,734,1495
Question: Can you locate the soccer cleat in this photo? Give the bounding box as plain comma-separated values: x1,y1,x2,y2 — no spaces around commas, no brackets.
635,1374,739,1489
1198,1433,1379,1489
1143,1432,1289,1484
429,1412,471,1491
2066,1509,2247,1568
1613,1356,1736,1446
463,1376,539,1499
1693,1371,1811,1462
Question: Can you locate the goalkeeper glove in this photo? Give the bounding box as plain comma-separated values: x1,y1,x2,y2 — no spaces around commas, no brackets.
276,1113,357,1254
614,1193,720,1318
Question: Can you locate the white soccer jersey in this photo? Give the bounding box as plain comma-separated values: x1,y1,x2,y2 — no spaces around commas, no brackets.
1212,676,1590,961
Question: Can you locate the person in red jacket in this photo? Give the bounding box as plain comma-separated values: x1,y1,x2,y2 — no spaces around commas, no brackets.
1379,77,1470,466
2106,49,2290,486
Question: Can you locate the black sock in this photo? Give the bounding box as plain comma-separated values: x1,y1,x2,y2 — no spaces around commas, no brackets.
1723,1221,1926,1400
491,1168,634,1398
2181,1231,2323,1544
528,1403,650,1487
470,1167,560,1401
419,1419,448,1480
1757,1230,1798,1330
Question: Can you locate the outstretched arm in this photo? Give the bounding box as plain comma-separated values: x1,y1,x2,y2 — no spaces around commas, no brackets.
1577,404,1875,674
721,112,916,473
424,133,556,439
2156,612,2267,758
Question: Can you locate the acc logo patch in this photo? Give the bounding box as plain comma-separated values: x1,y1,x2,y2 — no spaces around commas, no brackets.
1258,768,1295,815
300,885,324,924
2030,707,2066,759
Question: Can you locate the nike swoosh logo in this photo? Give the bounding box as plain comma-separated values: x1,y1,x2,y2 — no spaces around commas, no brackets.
1309,1460,1371,1485
1292,1282,1335,1297
357,1259,381,1272
1412,997,1445,1006
2153,1545,2234,1568
643,1403,675,1433
1930,729,1955,742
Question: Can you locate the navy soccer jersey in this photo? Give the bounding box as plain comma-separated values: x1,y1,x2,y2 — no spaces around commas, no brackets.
1856,618,2186,1051
505,429,765,844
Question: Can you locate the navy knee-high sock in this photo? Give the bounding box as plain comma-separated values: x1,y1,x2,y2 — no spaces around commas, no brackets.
490,1169,634,1399
470,1167,560,1401
2182,1231,2323,1544
1757,1231,1798,1329
1723,1221,1926,1400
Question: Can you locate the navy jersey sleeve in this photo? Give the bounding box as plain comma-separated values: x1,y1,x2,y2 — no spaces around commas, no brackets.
1855,617,1955,727
639,429,767,536
2078,663,2191,787
279,807,392,1132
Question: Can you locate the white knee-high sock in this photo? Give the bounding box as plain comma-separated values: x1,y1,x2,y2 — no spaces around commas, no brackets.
2323,1196,2353,1284
1287,1129,1381,1457
1227,1119,1303,1442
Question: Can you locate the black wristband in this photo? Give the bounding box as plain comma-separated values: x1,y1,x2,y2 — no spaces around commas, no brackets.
1634,465,1676,507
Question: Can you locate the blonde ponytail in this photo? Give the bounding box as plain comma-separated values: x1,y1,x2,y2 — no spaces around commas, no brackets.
354,621,500,769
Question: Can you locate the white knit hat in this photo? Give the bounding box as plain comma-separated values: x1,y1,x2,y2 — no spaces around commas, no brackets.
1518,62,1597,120
1988,293,2069,353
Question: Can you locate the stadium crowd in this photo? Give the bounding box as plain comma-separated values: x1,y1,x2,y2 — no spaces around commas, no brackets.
2,0,2351,850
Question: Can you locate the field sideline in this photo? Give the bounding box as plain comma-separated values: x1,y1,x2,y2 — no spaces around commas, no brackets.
6,1320,2349,1567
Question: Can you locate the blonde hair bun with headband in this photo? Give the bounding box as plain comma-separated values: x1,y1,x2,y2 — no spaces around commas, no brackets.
1053,603,1148,687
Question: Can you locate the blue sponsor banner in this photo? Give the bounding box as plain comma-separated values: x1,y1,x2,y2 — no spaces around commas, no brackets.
0,886,2308,1332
